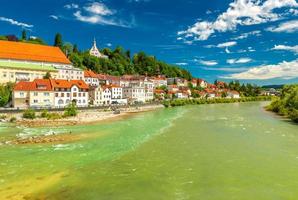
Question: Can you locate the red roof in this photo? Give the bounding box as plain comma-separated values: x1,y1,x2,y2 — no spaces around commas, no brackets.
50,79,89,90
14,79,52,91
0,40,71,64
84,70,97,78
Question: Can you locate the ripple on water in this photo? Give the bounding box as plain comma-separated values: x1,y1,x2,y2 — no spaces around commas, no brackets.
52,144,84,151
17,128,68,138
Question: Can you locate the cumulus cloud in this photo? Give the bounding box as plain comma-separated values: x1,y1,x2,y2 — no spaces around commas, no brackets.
271,44,298,54
227,58,252,64
199,60,218,66
223,60,298,80
72,2,135,28
267,20,298,33
178,0,298,41
84,2,114,16
0,16,33,28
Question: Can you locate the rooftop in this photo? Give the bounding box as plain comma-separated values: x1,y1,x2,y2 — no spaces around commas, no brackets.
0,40,71,64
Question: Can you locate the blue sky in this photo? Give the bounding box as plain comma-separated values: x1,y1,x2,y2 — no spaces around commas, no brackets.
0,0,298,85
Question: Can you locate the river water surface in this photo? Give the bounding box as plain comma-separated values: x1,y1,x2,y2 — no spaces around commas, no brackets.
1,102,298,200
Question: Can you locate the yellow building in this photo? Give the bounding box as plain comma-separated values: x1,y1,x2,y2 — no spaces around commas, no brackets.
13,79,55,109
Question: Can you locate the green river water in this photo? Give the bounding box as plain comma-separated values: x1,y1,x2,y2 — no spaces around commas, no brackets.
0,102,298,200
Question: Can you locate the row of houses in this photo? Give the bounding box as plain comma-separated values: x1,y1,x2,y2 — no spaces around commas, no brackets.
0,40,240,109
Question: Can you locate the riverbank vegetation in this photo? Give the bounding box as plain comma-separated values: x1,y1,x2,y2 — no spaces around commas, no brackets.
0,82,14,107
266,85,298,123
22,103,78,120
163,96,272,108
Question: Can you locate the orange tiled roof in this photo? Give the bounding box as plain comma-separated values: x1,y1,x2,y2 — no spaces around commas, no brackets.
84,70,98,78
0,41,71,64
50,79,89,90
14,79,52,91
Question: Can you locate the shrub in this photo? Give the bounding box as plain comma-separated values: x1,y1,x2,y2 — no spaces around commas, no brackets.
22,109,36,119
9,117,16,123
0,114,7,120
64,103,78,117
47,113,62,120
40,110,49,118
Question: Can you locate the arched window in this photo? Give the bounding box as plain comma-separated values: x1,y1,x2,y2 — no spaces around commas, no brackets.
58,99,64,105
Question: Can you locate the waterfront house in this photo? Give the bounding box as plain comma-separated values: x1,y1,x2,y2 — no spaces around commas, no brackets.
227,91,240,99
175,91,189,99
150,76,167,88
90,85,112,106
13,79,54,109
50,79,89,108
84,70,100,86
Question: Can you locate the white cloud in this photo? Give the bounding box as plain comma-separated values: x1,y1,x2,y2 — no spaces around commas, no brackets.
232,30,261,40
64,3,79,9
178,0,298,41
0,17,33,28
227,57,252,64
267,20,298,33
73,2,134,28
199,60,218,66
223,60,298,80
175,63,188,66
49,15,59,20
271,44,298,54
84,2,114,16
217,41,237,48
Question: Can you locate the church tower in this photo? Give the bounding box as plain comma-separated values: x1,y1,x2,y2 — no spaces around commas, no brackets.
89,38,108,59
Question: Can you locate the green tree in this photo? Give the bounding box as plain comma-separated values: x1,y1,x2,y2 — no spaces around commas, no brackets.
54,33,63,49
43,72,52,79
21,30,27,41
64,103,78,117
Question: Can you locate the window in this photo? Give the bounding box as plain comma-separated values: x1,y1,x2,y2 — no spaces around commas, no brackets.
56,93,59,97
34,92,38,96
33,100,38,103
58,99,64,105
61,93,64,97
67,93,70,97
44,92,49,96
20,92,24,97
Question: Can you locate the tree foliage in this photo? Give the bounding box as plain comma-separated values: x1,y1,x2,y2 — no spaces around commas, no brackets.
267,84,298,123
0,83,14,107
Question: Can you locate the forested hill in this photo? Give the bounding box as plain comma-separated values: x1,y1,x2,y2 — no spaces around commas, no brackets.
69,49,192,79
0,32,192,80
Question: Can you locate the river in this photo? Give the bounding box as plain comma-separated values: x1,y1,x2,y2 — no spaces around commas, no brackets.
0,102,298,200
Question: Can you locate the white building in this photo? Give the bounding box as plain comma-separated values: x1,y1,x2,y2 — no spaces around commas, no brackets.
56,66,84,80
84,70,99,86
90,86,112,106
89,39,108,59
123,86,146,103
150,76,167,88
227,91,240,99
50,79,89,108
